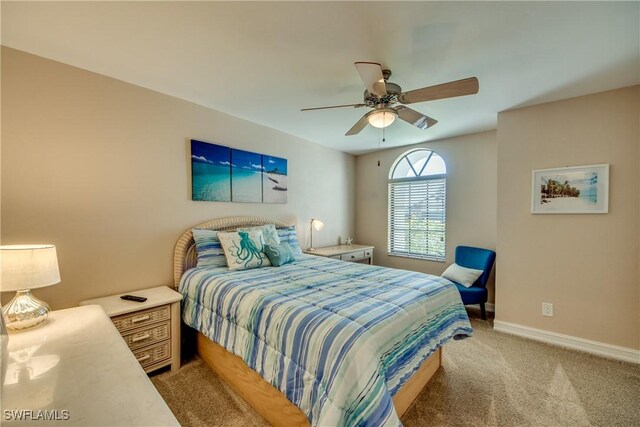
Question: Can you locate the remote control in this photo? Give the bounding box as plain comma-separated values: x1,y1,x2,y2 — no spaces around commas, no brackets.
120,294,147,302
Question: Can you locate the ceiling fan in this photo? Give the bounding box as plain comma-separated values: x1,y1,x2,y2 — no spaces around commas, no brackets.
301,62,479,136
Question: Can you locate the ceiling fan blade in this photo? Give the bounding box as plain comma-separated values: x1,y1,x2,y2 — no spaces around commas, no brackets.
399,77,479,104
354,62,387,97
395,106,438,130
346,113,370,136
301,103,365,112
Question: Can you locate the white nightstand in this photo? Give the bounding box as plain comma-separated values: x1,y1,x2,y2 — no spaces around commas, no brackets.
304,244,374,264
80,286,182,373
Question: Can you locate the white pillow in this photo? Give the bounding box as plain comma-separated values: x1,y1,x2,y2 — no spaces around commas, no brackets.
218,230,271,271
441,263,484,288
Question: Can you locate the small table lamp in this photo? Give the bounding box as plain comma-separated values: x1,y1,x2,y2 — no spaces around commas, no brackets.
308,219,324,252
1,245,61,330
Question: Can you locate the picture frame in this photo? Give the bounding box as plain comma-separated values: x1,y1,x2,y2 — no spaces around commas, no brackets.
190,140,288,204
531,164,609,214
191,140,231,202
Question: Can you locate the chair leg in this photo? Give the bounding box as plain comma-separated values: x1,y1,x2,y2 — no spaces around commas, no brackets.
480,303,487,320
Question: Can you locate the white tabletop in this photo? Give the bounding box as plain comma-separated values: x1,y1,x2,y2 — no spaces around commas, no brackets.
80,285,182,317
1,305,179,426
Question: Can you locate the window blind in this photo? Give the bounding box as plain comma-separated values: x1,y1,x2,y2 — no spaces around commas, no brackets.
388,177,446,261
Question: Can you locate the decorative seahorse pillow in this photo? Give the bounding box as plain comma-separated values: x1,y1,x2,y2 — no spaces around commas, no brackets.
237,224,281,247
217,229,272,271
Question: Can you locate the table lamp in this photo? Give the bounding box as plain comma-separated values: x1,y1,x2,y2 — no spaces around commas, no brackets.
308,219,324,252
1,245,61,330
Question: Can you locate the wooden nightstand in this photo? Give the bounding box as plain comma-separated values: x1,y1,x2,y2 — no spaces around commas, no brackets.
304,244,374,264
80,286,182,373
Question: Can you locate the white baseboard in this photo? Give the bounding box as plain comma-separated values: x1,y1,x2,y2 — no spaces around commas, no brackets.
493,320,640,364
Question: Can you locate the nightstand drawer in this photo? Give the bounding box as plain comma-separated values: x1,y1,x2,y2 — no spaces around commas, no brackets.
122,321,170,350
364,249,373,258
133,340,171,369
341,250,365,261
112,305,170,333
80,286,182,374
329,255,341,260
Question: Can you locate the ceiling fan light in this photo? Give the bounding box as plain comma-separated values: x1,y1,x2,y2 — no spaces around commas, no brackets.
368,110,397,128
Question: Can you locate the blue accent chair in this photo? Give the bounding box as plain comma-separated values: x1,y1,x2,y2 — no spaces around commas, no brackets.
451,246,496,320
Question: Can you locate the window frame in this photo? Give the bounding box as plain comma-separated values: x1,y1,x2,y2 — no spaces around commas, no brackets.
387,149,447,262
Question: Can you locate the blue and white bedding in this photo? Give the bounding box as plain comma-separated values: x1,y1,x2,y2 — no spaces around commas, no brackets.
180,255,472,426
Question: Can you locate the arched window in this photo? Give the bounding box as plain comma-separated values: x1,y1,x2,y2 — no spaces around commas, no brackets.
388,149,446,261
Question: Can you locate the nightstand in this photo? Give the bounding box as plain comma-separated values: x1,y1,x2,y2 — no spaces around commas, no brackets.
304,244,374,264
80,286,182,373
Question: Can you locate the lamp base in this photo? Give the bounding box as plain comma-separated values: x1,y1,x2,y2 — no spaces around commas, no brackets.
307,247,317,252
2,290,50,330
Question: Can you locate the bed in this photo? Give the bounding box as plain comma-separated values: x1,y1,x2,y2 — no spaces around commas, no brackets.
174,216,472,426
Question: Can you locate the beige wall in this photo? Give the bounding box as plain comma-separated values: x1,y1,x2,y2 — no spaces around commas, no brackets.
1,47,355,309
355,131,498,303
496,86,640,350
4,46,637,351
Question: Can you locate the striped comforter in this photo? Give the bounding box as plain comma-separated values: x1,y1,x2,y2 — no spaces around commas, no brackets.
180,255,472,426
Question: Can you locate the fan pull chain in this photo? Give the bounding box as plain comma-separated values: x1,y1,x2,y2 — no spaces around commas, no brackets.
377,120,386,167
377,134,381,167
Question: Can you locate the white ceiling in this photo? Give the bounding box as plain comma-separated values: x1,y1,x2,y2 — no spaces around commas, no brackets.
2,1,639,155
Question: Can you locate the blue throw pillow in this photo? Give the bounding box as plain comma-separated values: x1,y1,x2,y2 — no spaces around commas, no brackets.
276,226,303,257
264,242,295,267
192,229,227,268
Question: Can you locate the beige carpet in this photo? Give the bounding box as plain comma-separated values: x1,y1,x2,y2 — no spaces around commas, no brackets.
151,312,640,426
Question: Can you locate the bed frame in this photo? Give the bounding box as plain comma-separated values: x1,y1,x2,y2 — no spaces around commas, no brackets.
174,216,442,426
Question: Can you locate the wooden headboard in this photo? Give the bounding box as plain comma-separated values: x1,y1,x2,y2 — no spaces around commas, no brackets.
173,216,290,288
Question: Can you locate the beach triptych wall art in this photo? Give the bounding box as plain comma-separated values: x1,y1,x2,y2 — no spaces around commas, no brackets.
531,164,608,214
191,139,288,204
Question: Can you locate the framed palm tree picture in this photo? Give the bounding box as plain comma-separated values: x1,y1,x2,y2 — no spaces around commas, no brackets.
531,164,609,214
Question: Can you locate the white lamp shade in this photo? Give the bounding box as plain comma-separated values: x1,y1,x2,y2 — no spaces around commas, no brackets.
312,219,325,231
1,245,61,292
367,110,397,128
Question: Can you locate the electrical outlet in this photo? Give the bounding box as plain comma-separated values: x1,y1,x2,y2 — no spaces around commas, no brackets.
542,303,554,317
